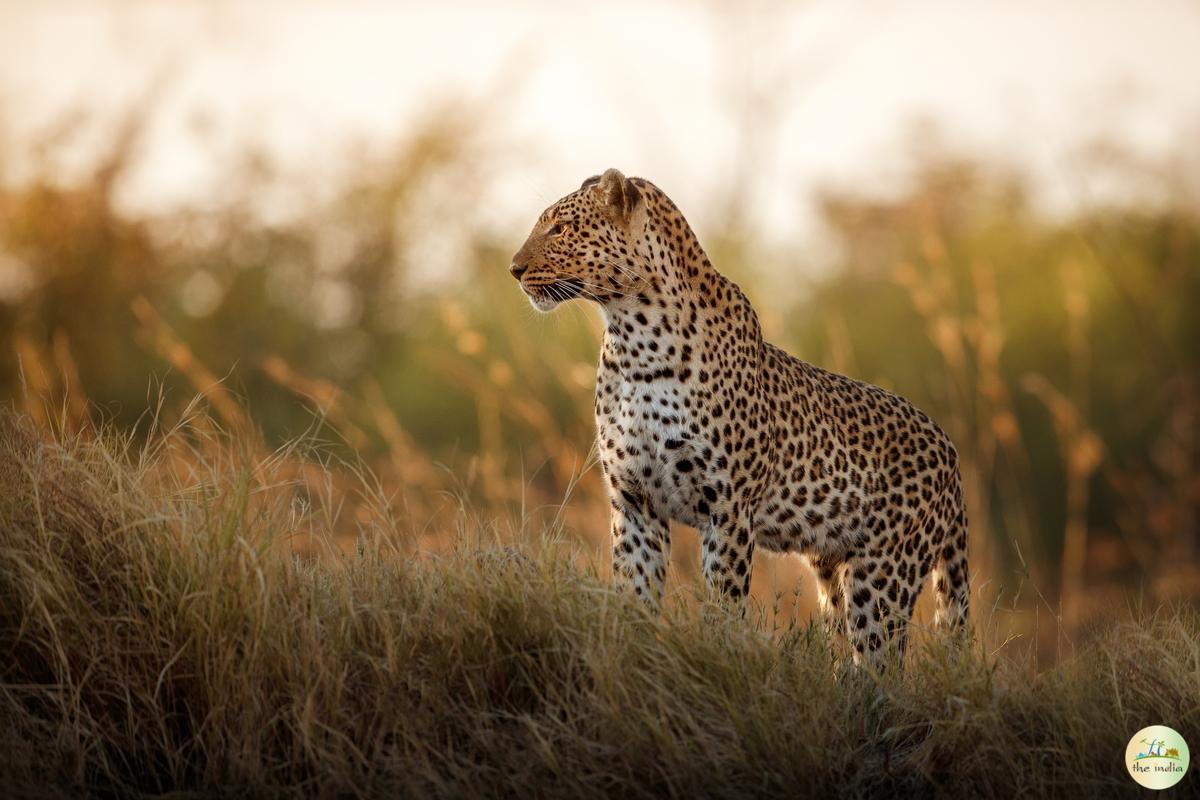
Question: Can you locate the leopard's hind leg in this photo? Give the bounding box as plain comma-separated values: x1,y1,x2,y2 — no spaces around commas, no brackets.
931,476,970,631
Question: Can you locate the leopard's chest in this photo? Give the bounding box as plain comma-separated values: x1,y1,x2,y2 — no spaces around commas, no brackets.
595,365,717,524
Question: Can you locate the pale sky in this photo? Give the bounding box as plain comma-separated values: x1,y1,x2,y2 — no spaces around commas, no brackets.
2,0,1199,253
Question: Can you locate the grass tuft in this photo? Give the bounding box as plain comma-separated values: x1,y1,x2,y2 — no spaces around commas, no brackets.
1,407,1196,798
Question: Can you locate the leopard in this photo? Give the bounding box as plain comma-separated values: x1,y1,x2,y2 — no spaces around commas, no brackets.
510,168,969,664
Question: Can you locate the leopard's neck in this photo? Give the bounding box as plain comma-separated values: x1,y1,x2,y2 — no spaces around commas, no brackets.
600,215,761,380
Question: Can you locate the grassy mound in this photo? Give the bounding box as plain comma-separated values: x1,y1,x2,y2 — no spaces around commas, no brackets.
1,408,1196,798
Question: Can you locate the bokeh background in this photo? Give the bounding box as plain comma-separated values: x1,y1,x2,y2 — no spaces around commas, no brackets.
3,0,1199,661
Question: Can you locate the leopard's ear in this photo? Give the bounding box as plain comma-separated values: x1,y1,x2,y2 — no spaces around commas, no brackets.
580,174,601,190
597,168,642,221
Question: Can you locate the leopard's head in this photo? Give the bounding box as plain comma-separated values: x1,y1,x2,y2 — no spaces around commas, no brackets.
511,168,648,312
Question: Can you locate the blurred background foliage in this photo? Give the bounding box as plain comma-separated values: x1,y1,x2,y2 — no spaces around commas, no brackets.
1,98,1197,661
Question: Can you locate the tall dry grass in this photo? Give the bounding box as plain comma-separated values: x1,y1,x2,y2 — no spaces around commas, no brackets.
2,406,1198,798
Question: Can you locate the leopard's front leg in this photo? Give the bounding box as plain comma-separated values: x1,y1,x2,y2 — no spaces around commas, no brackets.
699,500,756,616
609,489,671,613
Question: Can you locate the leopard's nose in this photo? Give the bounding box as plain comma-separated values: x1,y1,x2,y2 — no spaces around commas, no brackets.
509,262,527,280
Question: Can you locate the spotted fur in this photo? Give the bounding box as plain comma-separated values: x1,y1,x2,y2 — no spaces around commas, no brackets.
511,169,969,663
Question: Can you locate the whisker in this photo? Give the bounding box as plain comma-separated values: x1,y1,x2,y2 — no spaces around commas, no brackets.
534,270,646,304
598,260,652,295
598,257,643,282
563,277,637,299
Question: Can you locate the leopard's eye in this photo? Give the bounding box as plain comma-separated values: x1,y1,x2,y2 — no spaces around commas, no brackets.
546,223,563,237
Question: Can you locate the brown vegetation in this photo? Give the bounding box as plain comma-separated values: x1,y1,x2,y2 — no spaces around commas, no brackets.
2,408,1197,798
